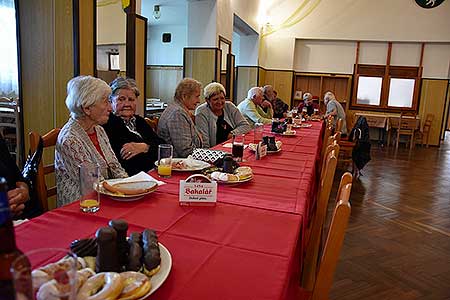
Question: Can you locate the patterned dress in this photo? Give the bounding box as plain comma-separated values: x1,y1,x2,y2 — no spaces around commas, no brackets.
55,118,127,207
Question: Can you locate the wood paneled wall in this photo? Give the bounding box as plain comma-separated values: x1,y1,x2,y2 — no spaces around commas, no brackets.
19,0,73,147
19,0,74,209
133,15,146,116
76,0,95,75
259,70,294,108
235,66,258,104
146,66,183,103
184,48,219,102
418,79,449,146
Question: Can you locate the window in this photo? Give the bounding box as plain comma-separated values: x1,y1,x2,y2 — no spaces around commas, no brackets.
356,76,382,105
352,64,420,111
388,78,415,107
0,0,19,98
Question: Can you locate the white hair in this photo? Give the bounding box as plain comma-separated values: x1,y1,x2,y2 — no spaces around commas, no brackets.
65,76,111,119
204,82,226,99
324,91,335,103
303,92,312,101
247,87,262,100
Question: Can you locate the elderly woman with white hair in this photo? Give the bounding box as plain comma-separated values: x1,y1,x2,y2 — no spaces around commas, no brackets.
157,78,203,157
55,75,127,207
195,82,251,148
237,87,272,127
323,91,348,135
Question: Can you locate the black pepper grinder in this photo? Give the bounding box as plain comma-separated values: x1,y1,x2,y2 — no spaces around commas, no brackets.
222,155,234,174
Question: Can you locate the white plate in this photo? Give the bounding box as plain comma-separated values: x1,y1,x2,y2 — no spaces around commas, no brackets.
298,123,312,128
97,179,158,201
156,158,210,172
281,130,296,136
215,176,253,184
138,242,172,299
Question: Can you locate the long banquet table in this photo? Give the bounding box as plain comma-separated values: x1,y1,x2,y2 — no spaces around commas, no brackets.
15,121,324,300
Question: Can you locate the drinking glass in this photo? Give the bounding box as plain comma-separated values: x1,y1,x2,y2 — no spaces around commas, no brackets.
158,144,173,178
254,123,264,144
79,162,100,213
11,248,78,300
232,134,245,162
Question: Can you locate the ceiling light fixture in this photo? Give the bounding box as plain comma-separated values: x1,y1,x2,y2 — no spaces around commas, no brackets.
153,5,161,20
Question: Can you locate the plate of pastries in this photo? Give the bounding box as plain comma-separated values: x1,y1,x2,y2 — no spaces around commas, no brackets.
210,166,253,184
30,219,171,300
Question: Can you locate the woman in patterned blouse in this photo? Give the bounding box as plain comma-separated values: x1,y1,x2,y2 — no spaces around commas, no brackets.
55,76,127,207
157,78,203,157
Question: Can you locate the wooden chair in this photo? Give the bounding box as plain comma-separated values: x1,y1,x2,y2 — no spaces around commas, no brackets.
300,172,352,300
30,128,60,212
336,118,343,134
144,117,159,132
303,148,340,290
416,113,433,147
395,112,417,150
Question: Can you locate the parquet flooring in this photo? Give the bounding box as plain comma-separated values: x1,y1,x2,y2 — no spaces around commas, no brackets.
329,134,450,300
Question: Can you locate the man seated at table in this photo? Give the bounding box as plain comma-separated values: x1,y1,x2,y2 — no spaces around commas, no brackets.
271,90,289,118
237,87,272,127
324,91,347,136
298,92,319,116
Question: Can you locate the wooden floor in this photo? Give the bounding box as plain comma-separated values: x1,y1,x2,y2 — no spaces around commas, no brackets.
330,134,450,300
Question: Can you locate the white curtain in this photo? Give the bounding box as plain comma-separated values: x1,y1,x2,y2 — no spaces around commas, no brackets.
0,0,19,98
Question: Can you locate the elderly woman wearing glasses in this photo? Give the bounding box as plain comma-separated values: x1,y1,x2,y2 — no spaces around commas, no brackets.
102,77,164,175
195,82,251,148
157,78,203,158
56,76,127,207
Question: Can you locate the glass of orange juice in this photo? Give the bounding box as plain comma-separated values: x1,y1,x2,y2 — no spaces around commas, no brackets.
158,144,173,178
79,162,100,213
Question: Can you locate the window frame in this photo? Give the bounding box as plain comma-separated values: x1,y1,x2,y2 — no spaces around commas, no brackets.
351,64,421,112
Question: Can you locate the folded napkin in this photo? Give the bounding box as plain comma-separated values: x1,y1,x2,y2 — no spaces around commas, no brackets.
105,171,165,186
185,155,207,168
222,143,248,149
13,219,29,226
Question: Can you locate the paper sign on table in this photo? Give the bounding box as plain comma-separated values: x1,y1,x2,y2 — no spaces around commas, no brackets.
179,180,217,205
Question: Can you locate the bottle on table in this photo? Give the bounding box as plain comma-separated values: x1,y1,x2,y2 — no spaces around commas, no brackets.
0,177,30,300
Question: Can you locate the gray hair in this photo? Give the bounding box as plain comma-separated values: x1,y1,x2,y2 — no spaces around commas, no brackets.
109,77,140,99
324,91,336,103
174,78,202,102
65,76,111,119
303,92,312,101
204,82,226,99
247,87,262,100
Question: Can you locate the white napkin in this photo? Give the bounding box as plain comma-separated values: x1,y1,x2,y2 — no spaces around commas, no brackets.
185,155,207,167
105,171,165,186
222,143,248,149
13,219,29,226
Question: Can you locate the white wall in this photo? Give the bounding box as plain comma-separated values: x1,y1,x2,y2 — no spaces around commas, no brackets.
294,40,356,74
293,39,450,79
97,1,126,45
147,25,186,65
230,0,261,34
232,31,240,64
187,1,216,47
96,44,126,71
260,0,450,69
238,35,259,66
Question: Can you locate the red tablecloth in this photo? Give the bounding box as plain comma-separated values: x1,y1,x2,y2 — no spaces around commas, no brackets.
15,121,324,300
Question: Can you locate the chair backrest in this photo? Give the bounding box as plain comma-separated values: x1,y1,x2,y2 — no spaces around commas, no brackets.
30,128,60,212
320,141,339,182
423,113,434,132
311,173,352,300
303,148,340,289
336,118,343,133
321,124,333,160
398,111,417,132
